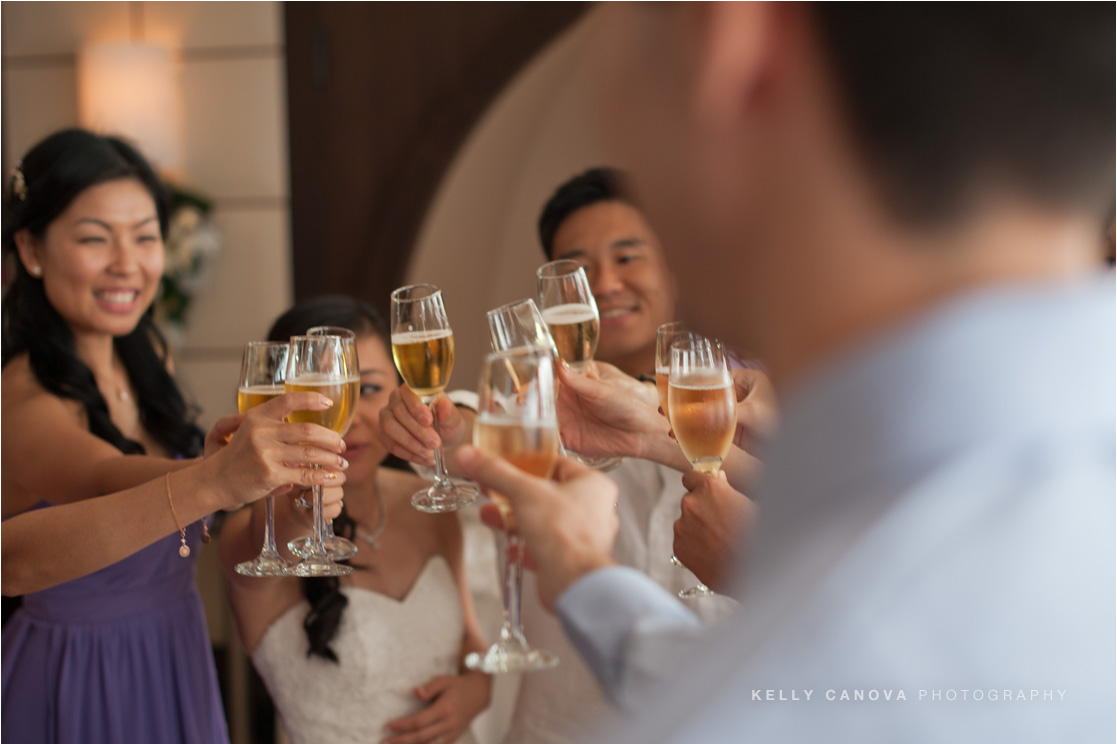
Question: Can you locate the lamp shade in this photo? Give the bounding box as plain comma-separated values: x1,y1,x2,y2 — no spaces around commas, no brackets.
77,42,184,172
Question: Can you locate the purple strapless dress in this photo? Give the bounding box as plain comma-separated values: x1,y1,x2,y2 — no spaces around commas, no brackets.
2,509,229,743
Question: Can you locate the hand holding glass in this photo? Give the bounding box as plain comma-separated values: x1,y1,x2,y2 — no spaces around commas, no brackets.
234,341,293,577
390,284,478,513
286,334,355,577
288,326,360,562
536,261,620,470
466,349,560,674
668,336,736,597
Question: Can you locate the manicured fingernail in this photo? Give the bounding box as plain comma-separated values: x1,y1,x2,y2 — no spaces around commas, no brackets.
320,395,333,407
325,471,338,480
426,437,440,449
339,456,349,469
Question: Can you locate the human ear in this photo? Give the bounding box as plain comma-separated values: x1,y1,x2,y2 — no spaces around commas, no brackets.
13,229,43,277
688,2,786,134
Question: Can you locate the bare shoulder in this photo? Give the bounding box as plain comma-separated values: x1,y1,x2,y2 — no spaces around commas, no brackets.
2,355,84,420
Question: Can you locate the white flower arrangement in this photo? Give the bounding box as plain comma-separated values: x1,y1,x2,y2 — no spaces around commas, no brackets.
156,187,221,333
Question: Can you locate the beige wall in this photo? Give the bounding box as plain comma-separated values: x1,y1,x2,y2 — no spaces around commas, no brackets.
2,0,292,434
408,10,609,390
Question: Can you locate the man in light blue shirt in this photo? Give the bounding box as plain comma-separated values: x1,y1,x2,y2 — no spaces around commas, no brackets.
456,3,1114,741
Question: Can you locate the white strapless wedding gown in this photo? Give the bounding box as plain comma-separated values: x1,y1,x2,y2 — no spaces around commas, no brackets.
252,556,477,744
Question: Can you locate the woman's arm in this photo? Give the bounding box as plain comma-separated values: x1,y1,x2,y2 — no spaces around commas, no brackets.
1,393,348,596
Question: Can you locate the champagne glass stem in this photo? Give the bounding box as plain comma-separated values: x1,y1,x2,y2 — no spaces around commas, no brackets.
262,496,281,557
310,483,327,556
429,398,453,488
503,533,527,644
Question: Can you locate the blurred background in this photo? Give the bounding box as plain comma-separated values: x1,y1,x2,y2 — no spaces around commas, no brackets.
1,2,616,741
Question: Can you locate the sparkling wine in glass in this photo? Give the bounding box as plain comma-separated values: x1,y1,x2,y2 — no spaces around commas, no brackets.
536,260,620,471
288,326,361,563
286,334,355,577
656,321,695,570
668,336,736,597
466,348,560,673
390,284,478,513
235,341,293,577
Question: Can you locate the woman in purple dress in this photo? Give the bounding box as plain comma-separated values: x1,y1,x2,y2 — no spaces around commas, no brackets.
0,129,348,743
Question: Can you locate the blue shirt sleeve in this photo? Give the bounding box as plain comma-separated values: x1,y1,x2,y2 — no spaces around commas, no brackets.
556,566,704,710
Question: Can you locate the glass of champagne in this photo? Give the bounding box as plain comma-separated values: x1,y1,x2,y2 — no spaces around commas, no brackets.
486,298,557,356
536,260,620,471
656,321,695,570
288,326,361,562
286,334,355,577
655,321,694,419
466,348,560,673
234,341,293,577
390,284,478,513
668,336,737,598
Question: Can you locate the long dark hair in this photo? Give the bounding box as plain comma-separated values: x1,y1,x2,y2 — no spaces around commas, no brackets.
2,128,203,459
266,294,391,662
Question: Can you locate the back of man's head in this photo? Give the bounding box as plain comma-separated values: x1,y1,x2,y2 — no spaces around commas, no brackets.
814,3,1114,224
538,167,632,260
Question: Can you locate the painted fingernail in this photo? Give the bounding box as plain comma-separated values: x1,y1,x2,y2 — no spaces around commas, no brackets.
320,395,333,407
339,456,349,469
325,471,338,480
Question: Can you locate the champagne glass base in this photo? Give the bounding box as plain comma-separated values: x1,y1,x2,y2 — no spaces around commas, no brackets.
411,482,478,513
465,640,559,674
234,554,292,577
292,559,354,578
572,453,624,472
679,582,716,599
288,535,358,562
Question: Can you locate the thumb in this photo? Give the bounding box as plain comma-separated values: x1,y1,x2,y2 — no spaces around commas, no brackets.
208,413,244,442
456,446,545,509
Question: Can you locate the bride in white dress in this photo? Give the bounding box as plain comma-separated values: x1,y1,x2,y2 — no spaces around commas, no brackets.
221,297,491,744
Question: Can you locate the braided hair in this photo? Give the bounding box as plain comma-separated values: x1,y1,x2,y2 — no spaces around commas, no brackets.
266,294,391,662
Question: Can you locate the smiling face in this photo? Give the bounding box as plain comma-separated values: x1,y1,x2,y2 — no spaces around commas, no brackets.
341,333,401,486
17,178,164,341
550,200,677,376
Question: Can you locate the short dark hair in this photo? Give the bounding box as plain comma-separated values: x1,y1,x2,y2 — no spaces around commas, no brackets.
813,3,1115,223
537,167,633,259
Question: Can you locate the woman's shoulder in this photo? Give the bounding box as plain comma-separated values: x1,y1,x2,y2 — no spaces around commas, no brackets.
2,354,82,419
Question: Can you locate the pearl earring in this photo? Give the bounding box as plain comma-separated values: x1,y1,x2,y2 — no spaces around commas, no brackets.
29,265,41,277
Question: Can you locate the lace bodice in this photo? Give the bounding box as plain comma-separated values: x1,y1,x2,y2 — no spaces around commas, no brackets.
252,556,475,744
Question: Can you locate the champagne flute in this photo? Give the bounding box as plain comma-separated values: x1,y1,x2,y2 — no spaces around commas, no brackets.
288,326,361,562
234,342,293,577
656,321,696,570
286,334,355,577
535,260,621,471
485,298,557,356
668,336,737,597
390,283,478,513
466,348,560,673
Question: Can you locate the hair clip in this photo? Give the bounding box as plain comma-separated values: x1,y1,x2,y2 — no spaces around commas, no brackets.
12,165,27,202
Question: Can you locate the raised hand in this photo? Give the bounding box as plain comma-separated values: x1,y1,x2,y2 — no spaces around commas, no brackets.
203,391,349,510
458,447,618,612
377,385,471,468
555,361,669,460
673,469,755,593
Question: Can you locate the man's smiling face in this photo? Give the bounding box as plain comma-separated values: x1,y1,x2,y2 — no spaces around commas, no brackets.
551,200,677,375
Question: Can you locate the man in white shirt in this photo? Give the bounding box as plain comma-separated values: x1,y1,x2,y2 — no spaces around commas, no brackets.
380,168,744,743
454,3,1115,742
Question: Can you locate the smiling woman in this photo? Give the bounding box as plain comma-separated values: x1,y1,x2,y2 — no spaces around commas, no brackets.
0,129,349,744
